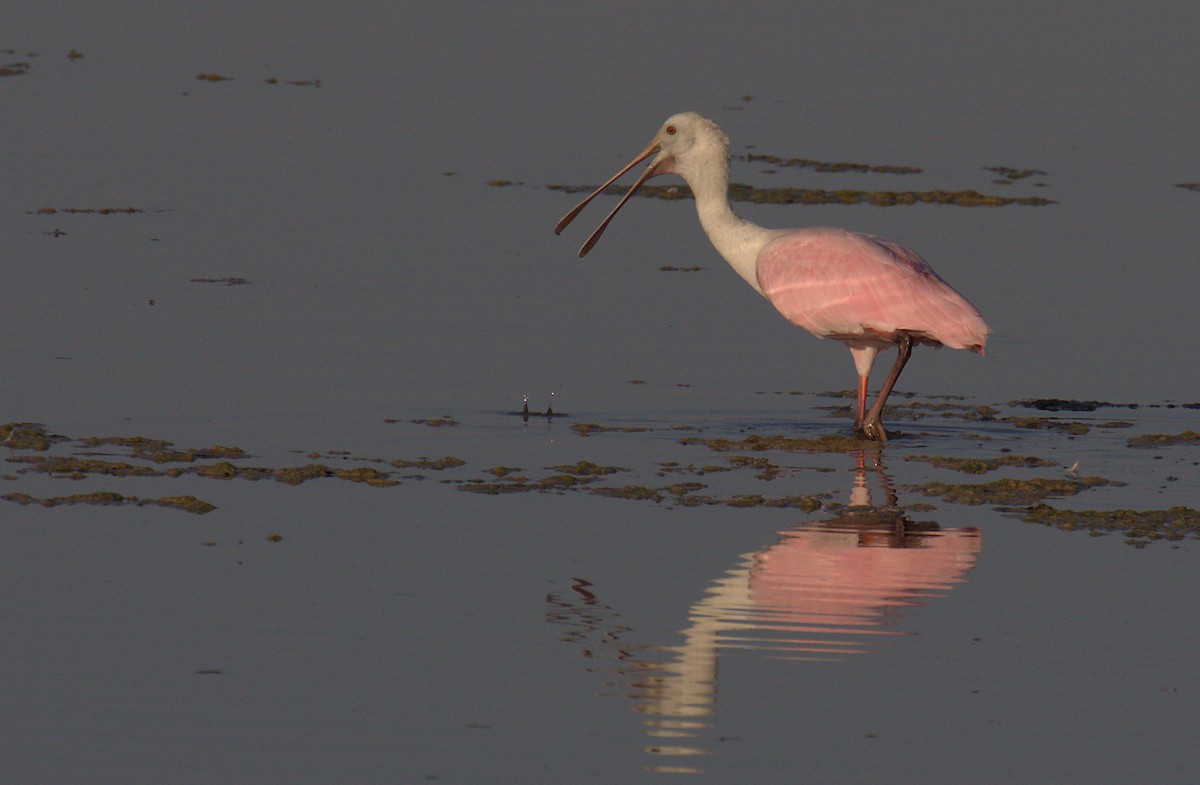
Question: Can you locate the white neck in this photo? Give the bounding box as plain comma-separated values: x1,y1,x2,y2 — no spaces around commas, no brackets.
682,158,779,295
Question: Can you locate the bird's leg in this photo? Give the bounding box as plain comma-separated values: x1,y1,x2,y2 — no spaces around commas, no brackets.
853,375,869,433
861,332,914,442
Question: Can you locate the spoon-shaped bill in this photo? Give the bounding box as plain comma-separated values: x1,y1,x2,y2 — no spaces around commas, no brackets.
554,142,661,257
575,161,661,257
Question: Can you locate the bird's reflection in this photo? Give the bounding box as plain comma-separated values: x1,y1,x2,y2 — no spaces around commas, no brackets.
546,450,980,774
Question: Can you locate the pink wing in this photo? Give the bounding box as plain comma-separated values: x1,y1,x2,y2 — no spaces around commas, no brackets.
756,228,989,352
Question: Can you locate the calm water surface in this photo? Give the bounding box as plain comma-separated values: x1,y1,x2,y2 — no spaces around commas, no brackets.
3,3,1198,783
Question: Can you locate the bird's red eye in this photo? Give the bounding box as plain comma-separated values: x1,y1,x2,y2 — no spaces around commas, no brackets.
666,125,676,135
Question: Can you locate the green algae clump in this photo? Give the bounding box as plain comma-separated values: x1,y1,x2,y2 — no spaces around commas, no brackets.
10,456,163,479
272,465,334,486
537,474,595,491
191,461,243,480
336,467,399,487
570,422,651,437
914,476,1116,505
391,456,466,470
589,485,666,501
457,479,537,495
2,491,214,514
1,422,68,451
683,433,868,453
79,436,247,463
549,461,629,476
1127,430,1200,449
1000,417,1091,435
154,496,218,514
1017,504,1200,545
903,454,1057,474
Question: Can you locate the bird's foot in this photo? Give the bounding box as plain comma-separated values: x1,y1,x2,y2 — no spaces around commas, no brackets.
857,419,888,442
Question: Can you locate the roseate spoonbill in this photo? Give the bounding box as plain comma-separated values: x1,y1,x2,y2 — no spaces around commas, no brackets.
555,112,989,440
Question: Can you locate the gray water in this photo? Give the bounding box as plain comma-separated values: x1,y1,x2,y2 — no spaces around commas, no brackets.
3,3,1198,783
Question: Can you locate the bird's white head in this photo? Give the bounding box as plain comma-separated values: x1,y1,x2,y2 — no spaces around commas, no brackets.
554,111,730,257
646,112,730,182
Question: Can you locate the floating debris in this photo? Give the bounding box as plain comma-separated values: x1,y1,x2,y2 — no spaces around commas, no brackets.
264,77,321,87
740,153,922,175
1011,398,1139,412
30,207,147,215
1174,182,1200,193
190,277,250,286
984,166,1048,183
0,61,31,77
196,73,233,82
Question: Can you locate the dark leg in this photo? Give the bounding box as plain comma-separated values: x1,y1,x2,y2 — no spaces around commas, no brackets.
860,333,914,442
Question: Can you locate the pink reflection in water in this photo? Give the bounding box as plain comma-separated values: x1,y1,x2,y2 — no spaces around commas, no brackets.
747,521,980,652
549,452,982,772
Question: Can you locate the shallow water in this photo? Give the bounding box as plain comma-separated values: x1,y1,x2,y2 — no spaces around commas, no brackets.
4,3,1199,783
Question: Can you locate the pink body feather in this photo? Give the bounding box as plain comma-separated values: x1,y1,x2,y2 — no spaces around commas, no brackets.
756,228,989,354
